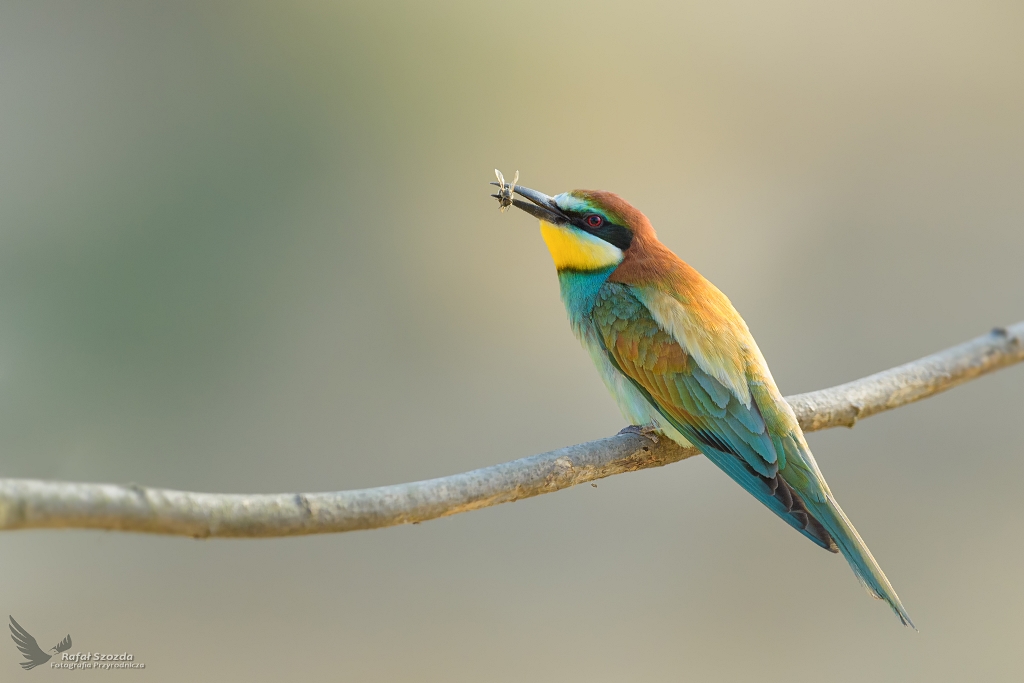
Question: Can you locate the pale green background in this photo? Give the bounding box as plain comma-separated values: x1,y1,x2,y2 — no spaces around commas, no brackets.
2,1,1023,680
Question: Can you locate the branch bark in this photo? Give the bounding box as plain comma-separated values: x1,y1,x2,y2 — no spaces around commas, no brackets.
1,323,1021,538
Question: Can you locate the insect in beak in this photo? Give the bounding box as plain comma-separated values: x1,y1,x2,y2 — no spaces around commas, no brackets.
494,169,518,212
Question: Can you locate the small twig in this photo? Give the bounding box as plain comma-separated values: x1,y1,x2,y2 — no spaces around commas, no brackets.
0,322,1021,538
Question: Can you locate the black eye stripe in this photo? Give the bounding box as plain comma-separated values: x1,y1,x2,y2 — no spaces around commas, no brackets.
570,214,633,251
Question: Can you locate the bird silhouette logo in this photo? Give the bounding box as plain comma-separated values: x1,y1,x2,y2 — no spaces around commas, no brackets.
9,616,72,670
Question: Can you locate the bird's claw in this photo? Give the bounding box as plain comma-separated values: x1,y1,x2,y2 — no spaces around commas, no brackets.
617,425,659,443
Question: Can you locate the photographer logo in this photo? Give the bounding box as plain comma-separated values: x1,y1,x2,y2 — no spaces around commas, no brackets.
9,616,145,672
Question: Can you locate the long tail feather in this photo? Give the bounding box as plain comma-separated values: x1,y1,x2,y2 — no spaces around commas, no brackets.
805,495,916,629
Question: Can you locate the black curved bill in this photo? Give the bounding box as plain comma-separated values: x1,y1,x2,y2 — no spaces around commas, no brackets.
490,183,568,224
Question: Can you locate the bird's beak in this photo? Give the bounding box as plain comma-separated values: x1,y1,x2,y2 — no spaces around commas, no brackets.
491,184,569,225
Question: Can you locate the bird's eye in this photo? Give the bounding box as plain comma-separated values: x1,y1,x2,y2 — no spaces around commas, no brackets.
585,214,604,228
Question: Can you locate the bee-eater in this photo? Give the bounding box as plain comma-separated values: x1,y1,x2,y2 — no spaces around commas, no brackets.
495,181,913,627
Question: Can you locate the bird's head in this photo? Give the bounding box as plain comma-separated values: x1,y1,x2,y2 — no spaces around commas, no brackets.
495,183,651,273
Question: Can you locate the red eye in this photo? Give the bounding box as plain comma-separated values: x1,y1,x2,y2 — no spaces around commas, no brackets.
586,214,603,228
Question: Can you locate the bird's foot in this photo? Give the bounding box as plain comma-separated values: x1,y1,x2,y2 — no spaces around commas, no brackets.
618,424,660,443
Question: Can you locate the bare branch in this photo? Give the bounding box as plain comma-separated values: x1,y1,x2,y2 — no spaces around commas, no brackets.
788,323,1024,430
1,323,1021,538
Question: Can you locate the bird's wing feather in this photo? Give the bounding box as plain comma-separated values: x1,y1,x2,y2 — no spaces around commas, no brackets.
592,281,915,626
9,616,52,670
591,283,836,550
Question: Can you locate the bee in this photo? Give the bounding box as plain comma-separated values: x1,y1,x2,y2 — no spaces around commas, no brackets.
493,169,518,212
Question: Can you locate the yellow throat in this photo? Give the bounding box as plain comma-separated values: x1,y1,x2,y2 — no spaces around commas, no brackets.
539,220,624,271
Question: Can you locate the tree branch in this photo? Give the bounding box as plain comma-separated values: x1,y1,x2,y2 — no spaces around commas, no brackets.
1,323,1021,538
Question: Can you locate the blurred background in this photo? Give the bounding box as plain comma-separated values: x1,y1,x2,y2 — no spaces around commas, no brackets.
1,0,1022,680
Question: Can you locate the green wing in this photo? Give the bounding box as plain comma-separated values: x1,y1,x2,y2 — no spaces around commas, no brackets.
591,282,837,551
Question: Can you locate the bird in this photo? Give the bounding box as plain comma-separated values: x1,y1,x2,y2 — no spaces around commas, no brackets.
491,178,913,627
9,616,72,670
